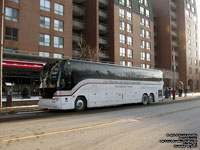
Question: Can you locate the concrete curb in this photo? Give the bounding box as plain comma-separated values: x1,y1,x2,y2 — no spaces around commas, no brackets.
0,105,41,113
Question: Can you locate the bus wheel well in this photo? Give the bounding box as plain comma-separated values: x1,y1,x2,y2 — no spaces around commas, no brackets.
76,96,87,107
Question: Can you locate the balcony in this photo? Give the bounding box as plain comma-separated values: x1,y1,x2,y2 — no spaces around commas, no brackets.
99,37,108,45
171,20,178,29
73,0,85,3
99,23,108,33
172,51,178,57
170,11,177,19
99,51,109,59
172,41,178,47
72,50,82,58
170,0,177,9
72,34,85,43
99,9,108,20
73,19,85,30
73,4,85,16
171,30,178,37
99,0,109,8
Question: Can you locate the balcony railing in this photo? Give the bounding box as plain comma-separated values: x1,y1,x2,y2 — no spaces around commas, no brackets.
99,23,108,33
99,37,108,45
99,0,109,8
171,30,178,37
170,0,177,9
73,19,85,30
99,51,109,59
72,33,85,43
99,9,108,20
172,41,178,47
73,0,85,3
171,20,178,28
73,4,85,16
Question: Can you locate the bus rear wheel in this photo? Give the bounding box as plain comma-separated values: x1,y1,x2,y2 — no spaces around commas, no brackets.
148,94,154,105
142,94,148,105
75,97,87,112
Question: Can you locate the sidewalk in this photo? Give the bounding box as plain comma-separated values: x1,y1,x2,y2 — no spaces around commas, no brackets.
1,92,200,114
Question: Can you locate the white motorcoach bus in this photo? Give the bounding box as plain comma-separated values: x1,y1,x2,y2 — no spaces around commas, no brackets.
39,59,164,111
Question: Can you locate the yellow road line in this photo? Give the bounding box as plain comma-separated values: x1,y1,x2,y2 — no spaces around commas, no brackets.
0,105,200,143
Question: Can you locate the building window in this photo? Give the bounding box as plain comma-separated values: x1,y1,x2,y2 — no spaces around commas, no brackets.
5,27,18,41
191,7,195,13
40,16,50,29
40,0,51,12
146,42,151,50
146,53,151,61
140,17,145,26
195,60,198,66
146,9,150,17
144,0,148,7
185,10,189,16
141,64,145,69
146,20,150,28
9,0,19,3
188,48,191,55
5,7,18,22
140,6,144,15
119,0,125,5
39,34,50,46
39,52,50,57
127,36,133,46
127,49,133,58
140,29,145,37
146,31,150,39
127,24,132,33
54,53,63,59
54,3,64,16
188,58,192,65
195,69,198,75
127,11,132,20
120,61,126,66
127,62,133,67
141,40,145,49
127,0,131,8
4,47,18,53
54,19,64,32
119,8,125,18
146,64,151,69
141,52,145,60
139,0,143,4
120,34,125,43
120,21,125,30
54,36,64,48
187,3,190,10
120,47,125,57
189,67,192,74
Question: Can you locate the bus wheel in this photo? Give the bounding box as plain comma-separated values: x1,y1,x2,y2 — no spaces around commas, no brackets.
75,97,86,112
148,94,154,105
142,94,148,105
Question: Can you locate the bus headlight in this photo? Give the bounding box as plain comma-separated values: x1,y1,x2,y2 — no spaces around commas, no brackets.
52,98,59,103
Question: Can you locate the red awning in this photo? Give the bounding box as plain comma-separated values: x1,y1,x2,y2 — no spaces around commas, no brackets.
3,59,45,70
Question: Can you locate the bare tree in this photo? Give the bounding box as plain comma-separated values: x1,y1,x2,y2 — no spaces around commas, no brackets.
76,42,99,62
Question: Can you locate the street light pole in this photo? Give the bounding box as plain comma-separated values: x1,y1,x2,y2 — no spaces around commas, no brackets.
172,46,175,89
0,0,5,107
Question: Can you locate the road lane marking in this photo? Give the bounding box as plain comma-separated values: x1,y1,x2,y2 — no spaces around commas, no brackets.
0,105,200,143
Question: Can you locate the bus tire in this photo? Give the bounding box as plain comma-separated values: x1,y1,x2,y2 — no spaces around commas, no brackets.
142,94,148,105
75,97,87,112
148,94,154,105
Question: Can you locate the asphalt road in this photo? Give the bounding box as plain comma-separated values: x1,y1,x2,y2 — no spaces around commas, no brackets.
0,98,200,150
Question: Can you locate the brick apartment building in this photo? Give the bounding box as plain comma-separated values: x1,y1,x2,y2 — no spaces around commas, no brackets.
152,0,199,91
0,0,155,95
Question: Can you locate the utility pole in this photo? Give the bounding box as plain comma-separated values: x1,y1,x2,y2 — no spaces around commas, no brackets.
0,0,5,107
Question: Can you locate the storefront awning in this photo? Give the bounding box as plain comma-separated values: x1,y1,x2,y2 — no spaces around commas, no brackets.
3,59,45,70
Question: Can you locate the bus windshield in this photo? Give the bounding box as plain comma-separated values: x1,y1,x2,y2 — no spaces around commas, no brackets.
40,62,61,89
